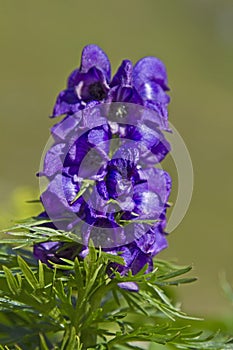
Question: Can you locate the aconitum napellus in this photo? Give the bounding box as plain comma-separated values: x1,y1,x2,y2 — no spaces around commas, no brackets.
34,45,171,289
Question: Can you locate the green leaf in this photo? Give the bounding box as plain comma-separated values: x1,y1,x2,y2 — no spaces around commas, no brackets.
100,252,125,266
38,260,45,288
0,235,233,350
61,327,82,350
2,266,20,295
70,180,94,204
17,256,39,289
39,333,50,350
0,297,34,313
66,327,78,350
74,258,84,290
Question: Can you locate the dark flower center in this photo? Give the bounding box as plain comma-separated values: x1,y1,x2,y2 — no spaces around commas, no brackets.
88,82,107,101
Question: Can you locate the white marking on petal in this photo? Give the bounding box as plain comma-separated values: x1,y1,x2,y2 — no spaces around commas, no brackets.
75,81,84,99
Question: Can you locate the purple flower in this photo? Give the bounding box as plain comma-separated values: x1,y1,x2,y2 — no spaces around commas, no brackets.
52,44,170,128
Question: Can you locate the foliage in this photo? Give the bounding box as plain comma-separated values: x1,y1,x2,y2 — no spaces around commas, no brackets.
0,219,232,349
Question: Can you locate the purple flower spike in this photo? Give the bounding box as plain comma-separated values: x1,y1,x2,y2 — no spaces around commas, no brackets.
35,45,173,290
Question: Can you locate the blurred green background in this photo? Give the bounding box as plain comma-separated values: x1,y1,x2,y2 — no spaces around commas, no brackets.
0,0,233,318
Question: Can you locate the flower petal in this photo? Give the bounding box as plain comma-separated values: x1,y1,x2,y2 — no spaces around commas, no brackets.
110,60,133,87
136,226,168,256
122,124,170,164
133,56,169,91
141,82,170,120
41,174,82,222
67,68,80,88
52,89,81,117
40,143,66,178
117,282,139,292
80,44,111,82
51,114,82,142
140,168,172,204
133,188,161,219
33,241,63,266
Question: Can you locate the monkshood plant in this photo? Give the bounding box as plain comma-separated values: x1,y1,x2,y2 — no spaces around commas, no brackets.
0,45,232,350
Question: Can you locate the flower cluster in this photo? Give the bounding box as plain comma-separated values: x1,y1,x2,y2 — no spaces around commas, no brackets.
34,45,171,290
52,44,170,128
